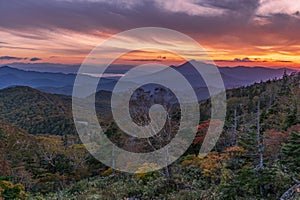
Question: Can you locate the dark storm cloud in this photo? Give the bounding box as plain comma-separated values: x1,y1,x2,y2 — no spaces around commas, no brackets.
0,0,258,33
0,0,299,46
203,0,259,12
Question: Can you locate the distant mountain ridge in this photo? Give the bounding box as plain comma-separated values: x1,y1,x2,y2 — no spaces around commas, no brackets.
0,71,298,136
0,62,297,96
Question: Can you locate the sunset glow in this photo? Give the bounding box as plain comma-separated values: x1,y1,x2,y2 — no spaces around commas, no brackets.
0,0,299,69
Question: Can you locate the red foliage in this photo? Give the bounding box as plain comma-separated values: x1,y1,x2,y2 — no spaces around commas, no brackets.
193,121,210,145
0,160,11,176
193,120,223,145
264,130,289,159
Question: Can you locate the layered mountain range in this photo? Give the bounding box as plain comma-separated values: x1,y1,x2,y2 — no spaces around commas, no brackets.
0,62,296,98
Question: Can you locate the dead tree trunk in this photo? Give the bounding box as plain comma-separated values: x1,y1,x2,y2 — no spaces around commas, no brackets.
257,99,264,169
256,99,264,197
112,144,115,176
280,183,300,200
234,108,238,146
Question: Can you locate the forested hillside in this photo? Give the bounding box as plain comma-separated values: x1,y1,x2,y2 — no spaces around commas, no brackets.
0,86,75,135
0,122,105,197
0,72,299,199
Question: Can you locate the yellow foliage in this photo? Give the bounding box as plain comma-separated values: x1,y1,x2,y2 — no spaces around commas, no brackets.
135,163,160,179
125,162,140,172
0,180,27,199
0,180,13,188
101,168,113,176
101,167,120,176
181,146,246,181
182,154,200,167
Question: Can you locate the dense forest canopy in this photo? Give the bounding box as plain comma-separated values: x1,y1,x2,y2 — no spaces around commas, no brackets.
0,72,299,199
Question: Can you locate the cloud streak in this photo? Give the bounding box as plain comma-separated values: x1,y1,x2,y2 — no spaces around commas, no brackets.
30,57,42,61
0,56,27,61
1,0,298,44
257,0,300,16
0,56,42,62
0,0,299,67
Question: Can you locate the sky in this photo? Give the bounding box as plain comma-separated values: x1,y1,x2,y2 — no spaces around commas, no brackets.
0,0,300,69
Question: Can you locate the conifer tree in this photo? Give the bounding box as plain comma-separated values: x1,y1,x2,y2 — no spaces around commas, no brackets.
282,131,300,175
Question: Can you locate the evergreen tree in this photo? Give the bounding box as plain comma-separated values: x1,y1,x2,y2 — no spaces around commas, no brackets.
282,131,300,175
0,128,3,140
280,131,300,200
285,105,298,129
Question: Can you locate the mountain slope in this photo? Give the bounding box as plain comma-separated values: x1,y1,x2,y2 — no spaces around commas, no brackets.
0,86,113,135
0,86,75,135
1,63,297,96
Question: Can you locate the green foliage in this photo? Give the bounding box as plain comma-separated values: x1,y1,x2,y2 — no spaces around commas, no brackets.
1,73,299,199
0,128,3,139
0,86,75,135
0,122,104,194
0,180,27,200
285,106,299,129
282,131,300,174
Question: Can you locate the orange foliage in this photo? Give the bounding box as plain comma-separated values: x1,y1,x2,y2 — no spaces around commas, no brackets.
193,120,223,145
264,129,290,159
182,146,246,181
221,146,246,159
199,152,223,179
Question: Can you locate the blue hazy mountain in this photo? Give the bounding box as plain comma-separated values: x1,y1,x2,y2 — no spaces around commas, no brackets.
0,66,120,96
0,62,296,97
